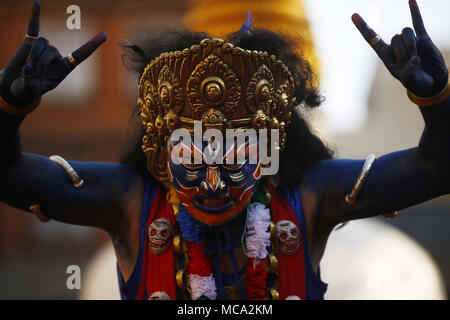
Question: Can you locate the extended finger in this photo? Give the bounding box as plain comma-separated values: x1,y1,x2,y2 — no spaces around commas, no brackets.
401,27,417,59
36,46,61,75
70,32,107,66
26,1,41,39
391,34,408,67
409,0,428,37
351,13,388,56
27,37,49,68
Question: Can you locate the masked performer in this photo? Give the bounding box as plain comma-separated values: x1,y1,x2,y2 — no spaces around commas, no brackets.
0,1,449,300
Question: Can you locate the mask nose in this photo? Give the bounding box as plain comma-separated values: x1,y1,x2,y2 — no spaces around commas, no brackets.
200,166,226,194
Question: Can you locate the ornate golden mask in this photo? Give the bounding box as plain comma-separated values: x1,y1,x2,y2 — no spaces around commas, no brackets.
138,38,296,183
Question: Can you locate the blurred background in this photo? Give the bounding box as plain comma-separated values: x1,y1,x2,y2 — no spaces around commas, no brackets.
0,0,448,299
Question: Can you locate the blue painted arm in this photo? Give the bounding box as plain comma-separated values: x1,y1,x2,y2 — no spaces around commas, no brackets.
0,142,141,232
303,133,450,228
0,99,140,232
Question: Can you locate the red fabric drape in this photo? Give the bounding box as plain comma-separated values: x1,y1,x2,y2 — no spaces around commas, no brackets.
136,187,177,300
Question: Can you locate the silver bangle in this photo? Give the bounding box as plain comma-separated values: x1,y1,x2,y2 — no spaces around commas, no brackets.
345,154,376,206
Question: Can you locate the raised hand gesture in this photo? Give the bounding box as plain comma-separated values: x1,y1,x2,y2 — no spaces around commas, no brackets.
352,0,448,99
0,1,107,107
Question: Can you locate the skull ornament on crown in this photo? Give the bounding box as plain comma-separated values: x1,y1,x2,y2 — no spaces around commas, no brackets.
275,220,300,255
148,218,173,255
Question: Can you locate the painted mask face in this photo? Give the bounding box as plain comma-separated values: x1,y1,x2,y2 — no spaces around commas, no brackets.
167,137,261,226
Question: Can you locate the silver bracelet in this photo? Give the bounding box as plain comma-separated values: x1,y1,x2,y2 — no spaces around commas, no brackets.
49,155,85,189
345,154,376,206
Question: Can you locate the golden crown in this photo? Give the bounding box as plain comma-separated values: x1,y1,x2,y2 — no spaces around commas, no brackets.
138,38,296,183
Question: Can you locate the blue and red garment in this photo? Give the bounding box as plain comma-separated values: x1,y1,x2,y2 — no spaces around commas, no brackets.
117,178,327,300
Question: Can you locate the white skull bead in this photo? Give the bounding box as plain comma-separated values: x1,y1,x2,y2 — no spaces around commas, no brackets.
275,220,300,255
148,218,173,255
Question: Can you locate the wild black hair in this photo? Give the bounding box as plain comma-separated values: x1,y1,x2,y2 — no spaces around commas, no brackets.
119,28,334,191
